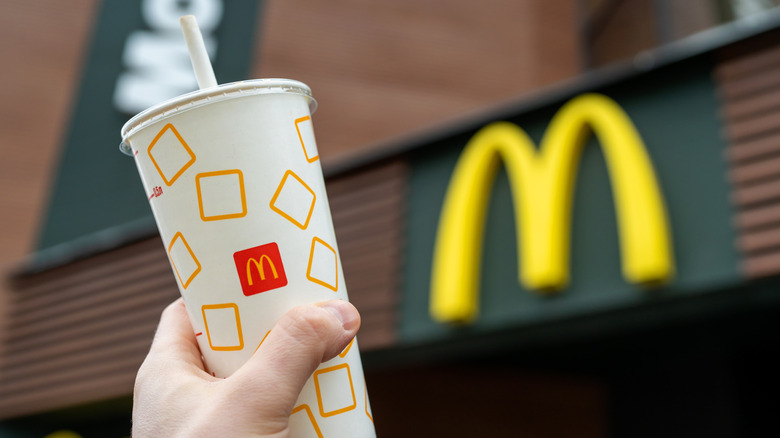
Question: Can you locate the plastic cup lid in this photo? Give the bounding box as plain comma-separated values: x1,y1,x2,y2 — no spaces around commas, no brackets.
119,78,316,156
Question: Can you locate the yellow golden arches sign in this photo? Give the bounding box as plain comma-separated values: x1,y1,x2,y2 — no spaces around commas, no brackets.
430,93,675,324
246,255,279,285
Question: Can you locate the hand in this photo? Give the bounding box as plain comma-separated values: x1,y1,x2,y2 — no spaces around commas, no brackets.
132,298,360,437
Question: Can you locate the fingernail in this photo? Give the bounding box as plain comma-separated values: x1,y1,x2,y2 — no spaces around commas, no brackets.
318,300,360,331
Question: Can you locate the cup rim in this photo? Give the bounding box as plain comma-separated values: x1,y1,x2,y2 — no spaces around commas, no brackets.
119,78,316,156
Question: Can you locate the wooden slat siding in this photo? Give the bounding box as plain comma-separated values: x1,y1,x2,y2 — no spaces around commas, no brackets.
330,189,405,223
724,109,780,142
715,43,780,81
329,160,408,351
1,346,147,396
341,250,401,279
13,255,169,320
0,338,152,383
718,67,780,102
354,311,396,349
735,204,780,229
332,197,405,234
0,373,136,421
731,177,780,207
343,274,398,310
6,282,172,354
326,161,407,193
726,131,780,162
738,227,780,253
13,238,165,299
2,324,157,373
332,213,403,245
1,324,156,376
13,267,172,334
0,159,408,420
742,252,780,278
0,238,176,420
729,155,780,185
721,88,780,122
716,44,780,278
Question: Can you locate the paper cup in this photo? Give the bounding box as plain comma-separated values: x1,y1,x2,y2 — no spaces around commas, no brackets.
120,79,375,437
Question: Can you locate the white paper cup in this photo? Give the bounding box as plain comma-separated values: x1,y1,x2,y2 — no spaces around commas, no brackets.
120,79,375,437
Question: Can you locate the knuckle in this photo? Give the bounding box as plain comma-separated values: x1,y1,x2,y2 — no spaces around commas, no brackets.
160,299,183,320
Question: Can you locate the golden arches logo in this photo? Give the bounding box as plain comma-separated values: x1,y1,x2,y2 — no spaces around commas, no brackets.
246,255,279,286
430,93,675,324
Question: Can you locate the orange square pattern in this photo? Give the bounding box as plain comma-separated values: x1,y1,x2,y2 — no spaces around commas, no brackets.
202,303,244,351
306,237,338,292
254,330,272,353
196,169,248,221
269,170,316,230
167,231,201,289
290,404,324,438
295,116,319,163
148,123,196,186
339,338,354,358
365,378,373,423
313,363,356,417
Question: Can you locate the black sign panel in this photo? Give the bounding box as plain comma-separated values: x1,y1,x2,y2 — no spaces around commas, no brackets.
37,0,261,251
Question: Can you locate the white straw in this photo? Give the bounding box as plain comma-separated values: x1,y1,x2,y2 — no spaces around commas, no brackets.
180,15,218,89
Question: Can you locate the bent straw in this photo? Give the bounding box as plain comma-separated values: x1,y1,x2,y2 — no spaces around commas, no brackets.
180,15,218,89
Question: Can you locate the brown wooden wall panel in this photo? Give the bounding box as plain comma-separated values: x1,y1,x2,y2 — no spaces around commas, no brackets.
0,238,176,419
741,252,780,278
726,131,780,162
716,44,780,81
735,204,780,229
721,87,780,121
0,0,98,274
590,0,657,67
0,159,407,420
718,68,780,101
330,161,408,350
728,154,780,184
731,179,780,207
255,0,579,162
716,44,780,279
724,109,780,142
737,227,780,253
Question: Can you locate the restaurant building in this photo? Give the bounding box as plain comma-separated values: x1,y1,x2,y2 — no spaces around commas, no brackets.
2,1,780,436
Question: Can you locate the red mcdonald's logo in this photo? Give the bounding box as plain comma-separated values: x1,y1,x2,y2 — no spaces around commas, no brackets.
233,242,288,296
247,255,278,285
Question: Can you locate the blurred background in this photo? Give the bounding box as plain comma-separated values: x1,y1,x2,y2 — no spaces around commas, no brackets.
3,0,780,436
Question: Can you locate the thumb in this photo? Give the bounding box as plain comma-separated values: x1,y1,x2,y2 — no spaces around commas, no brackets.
226,300,360,430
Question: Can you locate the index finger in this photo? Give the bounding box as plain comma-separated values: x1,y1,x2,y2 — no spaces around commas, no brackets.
148,298,204,370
